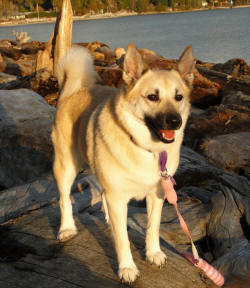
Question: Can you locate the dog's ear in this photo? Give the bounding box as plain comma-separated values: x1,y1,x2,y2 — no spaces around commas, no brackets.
123,43,145,86
177,45,195,86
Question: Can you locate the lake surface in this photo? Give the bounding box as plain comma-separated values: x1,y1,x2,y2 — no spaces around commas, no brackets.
0,7,250,63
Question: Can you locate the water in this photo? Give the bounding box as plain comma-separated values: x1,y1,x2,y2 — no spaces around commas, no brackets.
0,7,250,63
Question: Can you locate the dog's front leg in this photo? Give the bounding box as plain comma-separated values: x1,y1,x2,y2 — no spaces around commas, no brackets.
105,192,139,283
146,190,167,267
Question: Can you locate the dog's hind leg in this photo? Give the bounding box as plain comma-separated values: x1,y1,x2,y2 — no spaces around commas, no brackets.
146,190,167,267
54,156,78,242
105,192,139,283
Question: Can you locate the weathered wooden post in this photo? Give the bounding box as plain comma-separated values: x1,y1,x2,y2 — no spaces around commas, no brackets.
35,0,73,75
52,0,73,75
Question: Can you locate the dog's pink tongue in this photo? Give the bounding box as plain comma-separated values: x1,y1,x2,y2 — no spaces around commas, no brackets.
160,130,175,140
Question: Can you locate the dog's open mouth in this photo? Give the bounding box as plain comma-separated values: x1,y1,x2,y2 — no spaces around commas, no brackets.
160,130,175,142
144,115,180,144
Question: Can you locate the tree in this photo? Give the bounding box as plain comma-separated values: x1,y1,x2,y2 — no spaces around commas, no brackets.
136,0,150,12
71,0,82,14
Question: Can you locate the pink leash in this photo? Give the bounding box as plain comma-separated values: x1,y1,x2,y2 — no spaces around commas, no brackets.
159,151,224,287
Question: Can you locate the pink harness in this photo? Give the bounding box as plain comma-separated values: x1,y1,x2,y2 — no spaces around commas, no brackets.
159,151,224,287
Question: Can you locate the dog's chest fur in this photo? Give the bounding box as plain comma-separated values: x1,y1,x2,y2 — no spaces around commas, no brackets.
85,97,181,201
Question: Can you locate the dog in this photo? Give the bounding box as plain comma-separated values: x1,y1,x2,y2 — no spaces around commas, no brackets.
52,43,194,283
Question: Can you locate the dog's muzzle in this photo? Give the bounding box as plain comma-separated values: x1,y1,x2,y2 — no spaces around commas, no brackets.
145,113,182,143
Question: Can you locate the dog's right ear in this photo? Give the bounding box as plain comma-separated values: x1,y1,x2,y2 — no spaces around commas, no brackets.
123,43,145,86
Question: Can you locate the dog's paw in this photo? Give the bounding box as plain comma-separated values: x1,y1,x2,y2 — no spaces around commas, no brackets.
146,250,167,268
57,228,78,242
119,266,140,283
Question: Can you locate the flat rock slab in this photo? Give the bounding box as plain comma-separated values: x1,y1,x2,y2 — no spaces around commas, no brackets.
0,173,102,225
0,201,216,288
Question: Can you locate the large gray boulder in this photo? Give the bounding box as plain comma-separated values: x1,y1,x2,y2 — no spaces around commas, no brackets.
200,132,250,178
0,89,55,188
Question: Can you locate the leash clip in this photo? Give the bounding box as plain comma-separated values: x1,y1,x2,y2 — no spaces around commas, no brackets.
161,168,170,180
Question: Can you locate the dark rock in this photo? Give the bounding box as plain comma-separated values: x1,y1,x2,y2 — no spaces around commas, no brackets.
208,185,250,281
0,89,55,188
221,91,250,107
212,58,250,78
30,69,58,97
0,55,34,77
44,92,59,107
185,104,250,150
96,66,123,87
191,70,221,108
175,146,220,189
200,132,250,178
0,46,24,60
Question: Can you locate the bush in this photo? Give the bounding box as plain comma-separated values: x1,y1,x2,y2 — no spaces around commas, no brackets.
25,11,57,18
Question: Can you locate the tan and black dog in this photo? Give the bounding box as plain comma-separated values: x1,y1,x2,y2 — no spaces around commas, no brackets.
52,44,194,283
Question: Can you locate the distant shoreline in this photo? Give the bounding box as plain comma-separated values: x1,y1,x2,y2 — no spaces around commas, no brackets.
0,5,250,27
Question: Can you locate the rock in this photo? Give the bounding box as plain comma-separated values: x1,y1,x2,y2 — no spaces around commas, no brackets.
212,58,250,78
114,47,125,60
86,41,108,52
0,46,24,60
0,172,101,224
30,68,58,97
200,132,250,178
207,185,250,282
0,89,55,188
93,51,105,61
0,192,216,288
175,146,221,189
144,55,177,70
197,64,250,97
0,56,23,76
140,48,161,58
190,106,205,115
0,69,58,98
98,46,115,57
96,66,123,87
0,55,33,77
0,174,57,223
191,70,221,108
0,72,18,83
0,39,12,48
221,91,250,107
44,92,59,107
185,104,250,150
53,0,73,75
21,41,46,55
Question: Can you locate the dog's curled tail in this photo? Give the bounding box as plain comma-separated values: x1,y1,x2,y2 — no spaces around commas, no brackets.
57,46,96,98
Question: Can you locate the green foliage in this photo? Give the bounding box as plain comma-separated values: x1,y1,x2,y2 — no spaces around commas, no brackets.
25,11,57,17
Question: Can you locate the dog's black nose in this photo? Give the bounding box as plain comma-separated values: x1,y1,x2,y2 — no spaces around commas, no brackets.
165,113,182,130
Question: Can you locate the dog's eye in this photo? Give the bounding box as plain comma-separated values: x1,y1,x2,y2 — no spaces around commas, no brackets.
175,94,183,101
147,94,159,101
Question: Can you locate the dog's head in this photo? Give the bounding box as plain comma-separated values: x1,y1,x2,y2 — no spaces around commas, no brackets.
121,44,194,149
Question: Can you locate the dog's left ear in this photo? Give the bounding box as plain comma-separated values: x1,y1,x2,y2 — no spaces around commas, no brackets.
178,45,195,86
123,43,145,86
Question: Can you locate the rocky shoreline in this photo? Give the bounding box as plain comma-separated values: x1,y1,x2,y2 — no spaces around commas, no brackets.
0,19,250,288
1,6,250,27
